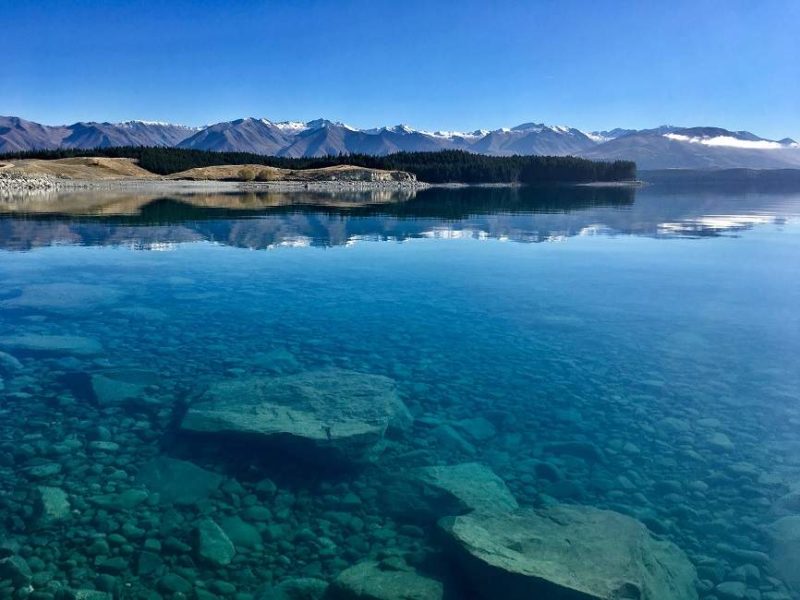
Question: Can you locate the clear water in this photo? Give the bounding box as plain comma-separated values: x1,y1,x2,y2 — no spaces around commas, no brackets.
0,183,799,599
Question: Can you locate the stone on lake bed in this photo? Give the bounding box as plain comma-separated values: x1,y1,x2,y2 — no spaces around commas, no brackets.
257,577,329,600
181,368,412,463
0,350,23,371
220,515,262,549
91,369,159,406
88,489,149,511
0,282,122,311
328,560,443,600
135,456,222,505
440,504,698,600
0,334,103,356
707,432,736,452
25,462,62,479
0,555,33,586
73,591,113,600
383,462,517,523
34,486,71,525
196,518,236,566
767,515,800,593
419,463,517,512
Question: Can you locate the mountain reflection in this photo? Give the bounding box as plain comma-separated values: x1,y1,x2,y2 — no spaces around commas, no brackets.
0,184,798,252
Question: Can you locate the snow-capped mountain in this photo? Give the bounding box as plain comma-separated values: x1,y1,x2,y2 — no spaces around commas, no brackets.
2,115,799,169
0,116,198,152
579,126,800,169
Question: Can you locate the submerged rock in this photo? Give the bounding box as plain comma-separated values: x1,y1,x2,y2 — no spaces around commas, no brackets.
257,577,329,600
196,518,236,566
417,463,518,514
181,369,412,463
440,504,698,600
328,560,443,600
0,282,121,311
34,485,71,526
135,457,222,505
0,350,23,372
0,555,32,586
0,334,103,355
384,462,518,523
91,369,159,406
767,516,800,593
220,515,262,549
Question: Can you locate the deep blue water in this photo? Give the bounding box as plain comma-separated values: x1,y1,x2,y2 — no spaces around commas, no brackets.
0,184,799,599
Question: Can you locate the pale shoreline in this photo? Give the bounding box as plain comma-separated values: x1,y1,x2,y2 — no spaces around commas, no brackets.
0,171,640,196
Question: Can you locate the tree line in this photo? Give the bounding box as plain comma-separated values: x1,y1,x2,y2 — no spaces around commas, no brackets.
0,147,636,183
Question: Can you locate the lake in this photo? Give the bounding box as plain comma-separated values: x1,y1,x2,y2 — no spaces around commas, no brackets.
0,182,799,599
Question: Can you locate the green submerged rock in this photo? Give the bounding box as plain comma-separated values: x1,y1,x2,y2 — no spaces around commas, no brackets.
0,335,103,356
440,504,698,600
0,555,32,586
135,456,222,505
196,518,236,566
90,369,159,406
383,462,517,523
767,515,800,594
34,486,71,525
181,369,412,464
88,489,148,511
328,561,443,600
257,577,328,600
72,590,113,600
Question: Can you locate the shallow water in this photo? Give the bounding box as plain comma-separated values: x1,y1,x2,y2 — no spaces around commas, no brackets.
1,183,799,599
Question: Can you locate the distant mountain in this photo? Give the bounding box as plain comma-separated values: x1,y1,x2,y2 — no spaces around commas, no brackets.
578,126,800,169
178,118,291,154
0,116,197,152
2,115,799,169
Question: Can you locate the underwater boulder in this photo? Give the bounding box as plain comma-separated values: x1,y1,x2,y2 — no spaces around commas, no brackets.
257,577,328,600
328,560,443,600
766,516,800,593
33,486,71,527
440,504,698,600
90,368,159,407
181,369,411,464
135,457,222,505
195,518,235,566
383,462,518,523
0,334,102,356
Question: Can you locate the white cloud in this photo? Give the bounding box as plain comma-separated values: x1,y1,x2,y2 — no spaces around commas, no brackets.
663,133,789,150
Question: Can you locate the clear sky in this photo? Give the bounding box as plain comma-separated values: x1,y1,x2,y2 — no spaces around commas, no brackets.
2,0,798,139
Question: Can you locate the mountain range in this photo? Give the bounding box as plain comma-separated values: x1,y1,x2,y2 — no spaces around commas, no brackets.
2,115,799,170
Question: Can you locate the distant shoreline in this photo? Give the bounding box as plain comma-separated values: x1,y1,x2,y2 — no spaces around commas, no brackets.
0,176,648,196
0,175,427,196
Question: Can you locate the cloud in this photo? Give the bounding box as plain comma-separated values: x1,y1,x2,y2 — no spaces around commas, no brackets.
663,133,791,150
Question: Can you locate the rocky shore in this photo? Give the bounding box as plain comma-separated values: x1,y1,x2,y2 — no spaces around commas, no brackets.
0,172,61,195
0,174,426,197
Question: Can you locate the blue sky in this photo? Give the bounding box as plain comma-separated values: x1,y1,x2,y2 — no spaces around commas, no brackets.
1,0,798,138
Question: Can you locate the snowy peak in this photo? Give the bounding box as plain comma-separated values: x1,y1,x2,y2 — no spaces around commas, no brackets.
1,115,798,169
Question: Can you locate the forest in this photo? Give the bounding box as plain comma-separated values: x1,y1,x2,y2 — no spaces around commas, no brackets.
0,147,637,184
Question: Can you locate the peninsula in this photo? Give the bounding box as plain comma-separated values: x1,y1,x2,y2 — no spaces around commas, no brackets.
0,147,637,195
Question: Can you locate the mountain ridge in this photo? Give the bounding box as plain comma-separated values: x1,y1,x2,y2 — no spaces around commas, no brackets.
2,115,799,169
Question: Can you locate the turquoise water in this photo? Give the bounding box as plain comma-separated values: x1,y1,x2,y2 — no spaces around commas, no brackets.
0,184,799,599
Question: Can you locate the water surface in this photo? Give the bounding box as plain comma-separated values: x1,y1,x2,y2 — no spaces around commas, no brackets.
1,183,799,598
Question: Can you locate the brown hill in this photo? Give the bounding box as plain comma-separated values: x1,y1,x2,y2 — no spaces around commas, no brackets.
0,157,157,180
166,163,415,182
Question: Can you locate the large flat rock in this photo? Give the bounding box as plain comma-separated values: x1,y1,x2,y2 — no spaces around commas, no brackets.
181,369,411,463
767,516,800,593
383,462,518,523
135,457,222,505
441,504,697,600
0,334,103,355
1,283,121,312
328,561,443,600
